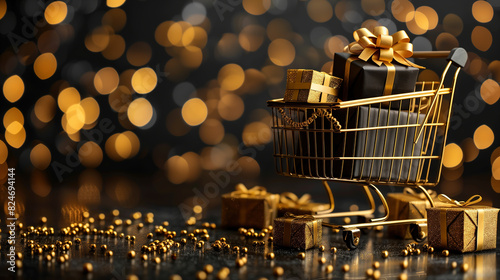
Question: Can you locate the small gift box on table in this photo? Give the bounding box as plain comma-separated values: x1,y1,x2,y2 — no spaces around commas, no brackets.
273,213,322,250
387,188,440,239
284,69,342,103
332,26,423,105
427,194,500,253
277,192,330,216
221,184,279,229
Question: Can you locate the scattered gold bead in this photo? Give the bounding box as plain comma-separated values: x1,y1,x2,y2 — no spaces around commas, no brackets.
153,257,161,264
342,264,350,272
57,256,65,264
16,252,23,260
373,261,380,269
401,260,408,269
366,268,374,277
141,254,148,261
401,249,408,256
45,255,52,262
216,267,230,280
460,263,469,273
381,251,389,258
422,244,429,251
330,247,337,254
441,250,450,257
373,270,381,280
319,245,325,252
210,223,216,229
105,250,113,257
268,237,273,242
318,257,326,264
428,247,435,253
398,273,408,280
204,264,214,274
89,244,96,251
196,271,207,280
241,247,248,254
101,245,108,251
451,262,458,269
325,264,334,273
128,250,136,259
266,252,275,260
137,223,144,229
220,237,226,243
83,262,93,273
16,260,23,269
273,266,284,277
415,248,421,255
235,258,245,268
147,233,153,239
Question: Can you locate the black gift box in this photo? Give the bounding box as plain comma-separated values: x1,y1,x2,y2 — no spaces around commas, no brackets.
332,52,419,104
296,106,425,182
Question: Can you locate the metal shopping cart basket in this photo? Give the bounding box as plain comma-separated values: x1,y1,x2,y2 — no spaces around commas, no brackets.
267,48,467,249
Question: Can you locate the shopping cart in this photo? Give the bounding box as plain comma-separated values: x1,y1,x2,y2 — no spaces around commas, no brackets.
267,48,467,249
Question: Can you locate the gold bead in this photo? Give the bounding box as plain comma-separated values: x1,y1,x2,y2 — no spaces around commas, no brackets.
196,271,207,280
319,245,325,252
153,257,161,264
401,260,408,269
330,247,337,254
415,248,421,255
273,266,284,277
266,252,275,260
147,233,153,239
401,249,408,256
235,258,245,268
141,254,148,261
342,264,350,272
451,262,458,269
366,268,374,277
428,247,435,253
398,273,408,280
83,262,93,273
100,245,107,251
241,247,248,254
203,264,214,274
373,261,380,269
89,244,96,251
373,270,381,280
298,252,306,260
381,250,389,258
441,250,450,257
268,237,273,242
105,250,113,257
325,264,334,273
460,263,469,273
318,257,326,264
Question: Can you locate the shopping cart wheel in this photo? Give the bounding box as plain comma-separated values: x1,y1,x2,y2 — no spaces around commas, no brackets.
342,229,361,250
409,223,427,242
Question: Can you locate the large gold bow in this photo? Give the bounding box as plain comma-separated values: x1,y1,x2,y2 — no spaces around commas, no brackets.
231,183,267,197
437,194,482,207
344,26,424,69
280,192,312,207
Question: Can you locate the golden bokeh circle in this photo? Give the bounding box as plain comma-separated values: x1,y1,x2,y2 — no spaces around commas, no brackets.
391,0,414,22
239,25,266,52
268,39,295,66
44,1,67,25
166,155,190,184
480,79,500,105
94,67,119,95
5,126,26,149
30,143,51,170
0,140,7,164
443,14,463,36
58,87,81,112
474,124,494,150
461,137,479,163
218,94,244,121
435,32,459,51
3,75,24,103
361,0,385,16
493,157,500,180
472,0,494,23
471,26,492,52
442,143,463,169
79,141,103,168
307,0,334,23
80,97,100,125
218,64,245,91
415,6,438,30
199,119,224,145
66,103,86,132
242,0,271,16
34,53,57,80
102,8,127,32
126,42,152,66
127,98,153,127
0,0,6,20
182,98,207,126
131,67,157,94
107,0,126,8
102,34,126,61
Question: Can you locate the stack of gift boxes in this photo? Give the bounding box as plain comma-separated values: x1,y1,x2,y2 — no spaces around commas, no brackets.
220,26,499,253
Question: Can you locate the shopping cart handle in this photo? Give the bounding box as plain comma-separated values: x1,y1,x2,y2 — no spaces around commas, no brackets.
413,47,468,68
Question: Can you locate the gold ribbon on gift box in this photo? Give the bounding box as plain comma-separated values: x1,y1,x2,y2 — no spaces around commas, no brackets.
280,192,312,207
231,183,267,197
286,70,339,102
230,183,278,228
403,187,437,200
343,26,424,97
282,213,319,247
437,194,485,251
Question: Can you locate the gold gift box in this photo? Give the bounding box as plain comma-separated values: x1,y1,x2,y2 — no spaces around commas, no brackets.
284,69,342,103
277,192,330,217
221,184,279,229
386,191,442,239
273,214,322,250
427,204,499,253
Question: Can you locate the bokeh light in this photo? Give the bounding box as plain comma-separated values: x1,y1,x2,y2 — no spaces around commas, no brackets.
0,140,7,164
268,39,295,66
480,79,500,105
218,94,244,121
472,1,494,23
471,26,492,52
126,42,152,66
131,67,157,94
199,119,225,145
44,1,67,25
307,0,334,23
30,143,52,170
243,0,271,16
58,87,81,112
442,143,463,169
94,67,120,95
474,124,494,150
218,64,245,91
107,0,126,8
3,75,24,103
0,0,6,21
79,141,103,168
127,98,153,127
166,155,190,184
182,98,207,126
33,53,57,80
80,97,100,125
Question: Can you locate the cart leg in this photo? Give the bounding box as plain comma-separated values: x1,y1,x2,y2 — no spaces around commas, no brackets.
315,181,335,215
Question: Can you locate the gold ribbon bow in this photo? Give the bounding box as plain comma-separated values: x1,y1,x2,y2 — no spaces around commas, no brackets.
436,194,485,251
403,187,437,200
231,183,267,197
280,192,312,207
437,194,482,207
344,26,424,69
282,213,318,247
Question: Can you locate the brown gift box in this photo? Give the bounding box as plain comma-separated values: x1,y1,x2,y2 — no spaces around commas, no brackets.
284,69,342,103
273,214,322,250
427,195,499,253
221,184,279,229
387,189,441,239
277,192,330,217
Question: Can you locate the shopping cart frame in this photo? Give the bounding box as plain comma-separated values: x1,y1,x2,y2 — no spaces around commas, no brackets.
267,48,467,249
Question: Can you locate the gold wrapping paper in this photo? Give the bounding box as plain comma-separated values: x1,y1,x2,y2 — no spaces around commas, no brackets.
220,184,279,229
387,188,440,239
427,195,499,253
277,192,330,216
284,69,342,103
273,214,322,250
